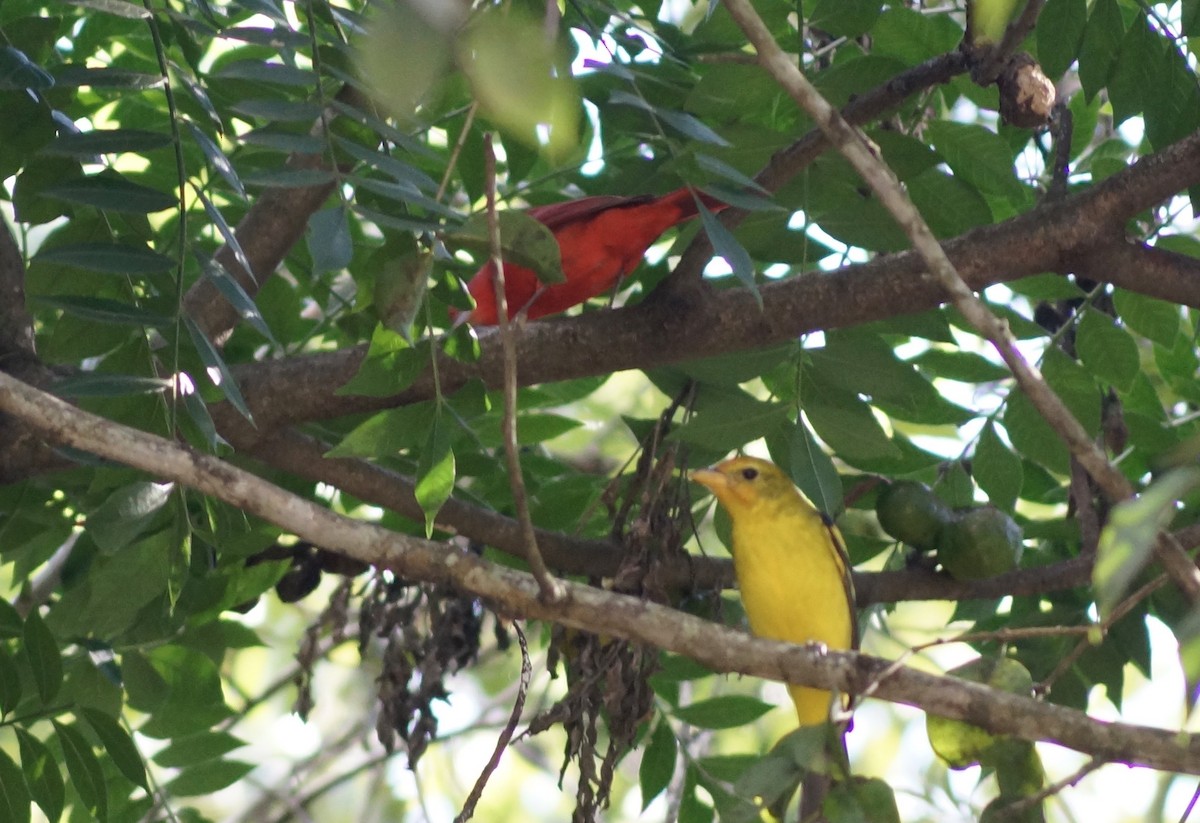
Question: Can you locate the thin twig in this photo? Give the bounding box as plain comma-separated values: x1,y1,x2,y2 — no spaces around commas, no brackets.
1037,572,1168,696
482,134,563,603
455,622,532,822
437,103,478,204
911,623,1096,653
721,0,1200,605
1179,779,1200,823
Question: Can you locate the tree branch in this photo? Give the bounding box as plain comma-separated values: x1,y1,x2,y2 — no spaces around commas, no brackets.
662,50,971,292
1,368,1198,774
723,0,1200,602
203,128,1200,436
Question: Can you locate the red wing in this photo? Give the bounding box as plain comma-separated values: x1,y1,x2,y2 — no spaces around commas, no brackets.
528,194,655,230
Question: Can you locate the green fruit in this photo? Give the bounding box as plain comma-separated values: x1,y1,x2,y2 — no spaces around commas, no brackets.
937,506,1024,580
824,777,901,823
926,658,1033,769
875,480,953,550
988,738,1046,799
980,795,1045,823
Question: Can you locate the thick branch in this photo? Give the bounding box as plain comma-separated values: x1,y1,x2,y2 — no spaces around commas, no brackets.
1,369,1197,774
205,128,1200,434
0,215,34,362
1077,239,1200,307
182,149,338,342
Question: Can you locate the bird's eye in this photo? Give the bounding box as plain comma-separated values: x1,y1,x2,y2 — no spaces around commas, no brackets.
740,467,759,480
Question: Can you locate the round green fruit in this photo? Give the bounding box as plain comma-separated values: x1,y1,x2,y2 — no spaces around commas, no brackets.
875,480,953,550
937,506,1023,581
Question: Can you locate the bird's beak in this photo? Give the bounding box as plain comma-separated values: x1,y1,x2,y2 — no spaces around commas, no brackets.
691,467,726,495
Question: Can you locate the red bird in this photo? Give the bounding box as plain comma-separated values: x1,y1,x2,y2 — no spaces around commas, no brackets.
453,187,728,325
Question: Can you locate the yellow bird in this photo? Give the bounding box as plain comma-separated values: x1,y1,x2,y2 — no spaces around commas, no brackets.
692,456,857,726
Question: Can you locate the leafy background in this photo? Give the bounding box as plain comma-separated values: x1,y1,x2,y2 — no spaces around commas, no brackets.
3,0,1200,821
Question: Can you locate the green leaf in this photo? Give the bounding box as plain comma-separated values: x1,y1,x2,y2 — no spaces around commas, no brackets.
968,0,1022,44
458,10,580,159
639,721,677,809
334,137,440,193
415,411,455,536
907,168,996,237
86,481,173,554
41,128,172,156
213,60,314,86
912,349,1010,383
678,344,795,386
53,374,171,398
53,721,107,822
1043,348,1102,435
1113,288,1180,348
127,645,233,738
0,599,22,638
698,198,758,303
807,332,974,425
194,189,251,274
46,531,170,640
471,412,582,448
775,419,843,518
15,729,62,823
0,644,20,715
165,759,255,796
22,609,62,704
1003,390,1068,475
241,168,336,188
182,382,225,451
152,731,247,769
974,423,1023,511
670,390,790,453
0,45,53,90
229,98,323,122
1095,468,1200,617
358,2,451,124
1076,311,1140,391
35,295,172,327
41,173,175,214
58,0,147,19
81,709,147,789
1077,0,1125,101
808,0,883,38
445,210,566,286
308,204,353,275
375,250,432,340
327,401,439,458
824,776,901,823
871,7,963,63
197,255,275,344
801,385,901,468
1038,0,1088,81
730,749,801,813
186,122,245,199
610,90,729,146
185,315,254,424
674,695,774,729
925,121,1024,201
1107,15,1161,127
34,242,175,274
0,748,31,823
